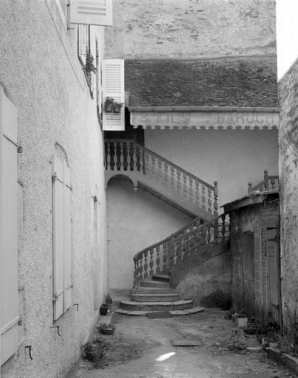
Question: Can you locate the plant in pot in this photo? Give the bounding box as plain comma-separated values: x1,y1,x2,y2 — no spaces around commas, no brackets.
98,322,115,335
82,336,107,362
104,97,124,113
100,303,109,315
235,309,248,327
83,49,97,88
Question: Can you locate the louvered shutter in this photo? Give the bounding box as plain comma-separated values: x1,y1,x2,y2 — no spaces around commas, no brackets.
102,59,125,131
70,0,113,26
0,87,19,364
63,161,72,312
52,155,72,321
53,155,65,321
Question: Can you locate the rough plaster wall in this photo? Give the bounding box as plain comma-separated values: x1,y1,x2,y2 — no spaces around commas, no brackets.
176,254,231,306
279,58,298,325
0,2,107,378
105,0,276,59
107,178,192,290
145,129,278,208
277,0,298,328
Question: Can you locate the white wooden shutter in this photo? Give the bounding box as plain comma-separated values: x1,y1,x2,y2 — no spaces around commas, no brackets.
0,86,19,364
63,161,72,312
102,59,125,131
52,155,72,321
70,0,113,26
53,155,65,321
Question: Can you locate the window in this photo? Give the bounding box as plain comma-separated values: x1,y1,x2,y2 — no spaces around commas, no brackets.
52,145,72,321
0,86,19,365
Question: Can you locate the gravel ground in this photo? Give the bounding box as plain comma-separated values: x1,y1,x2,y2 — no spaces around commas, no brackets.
67,309,296,378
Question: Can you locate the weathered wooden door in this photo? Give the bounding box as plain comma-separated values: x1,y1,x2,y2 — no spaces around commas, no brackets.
242,231,255,316
267,226,281,325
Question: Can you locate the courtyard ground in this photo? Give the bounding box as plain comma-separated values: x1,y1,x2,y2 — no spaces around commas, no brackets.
67,308,295,378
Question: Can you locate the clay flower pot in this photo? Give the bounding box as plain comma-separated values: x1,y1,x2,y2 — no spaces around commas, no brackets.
100,304,109,315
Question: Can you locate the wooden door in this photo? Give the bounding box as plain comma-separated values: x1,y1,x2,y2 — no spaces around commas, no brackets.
267,226,281,325
242,231,255,316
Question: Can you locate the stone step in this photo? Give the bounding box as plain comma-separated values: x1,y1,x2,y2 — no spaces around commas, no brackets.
139,280,169,288
120,299,193,312
132,293,180,302
133,287,177,295
152,273,170,282
116,305,205,317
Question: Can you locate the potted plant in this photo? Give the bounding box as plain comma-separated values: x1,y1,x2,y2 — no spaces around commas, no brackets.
100,303,109,315
82,336,106,362
98,323,115,335
104,97,124,113
235,311,248,327
83,49,97,88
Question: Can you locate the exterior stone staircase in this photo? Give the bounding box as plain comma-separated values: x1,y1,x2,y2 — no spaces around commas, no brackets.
116,272,205,316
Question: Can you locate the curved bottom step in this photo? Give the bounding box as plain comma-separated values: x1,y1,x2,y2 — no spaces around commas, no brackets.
115,306,205,317
120,299,193,312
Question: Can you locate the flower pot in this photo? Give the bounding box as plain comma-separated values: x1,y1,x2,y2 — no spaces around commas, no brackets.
100,327,115,335
85,350,95,362
113,105,121,113
100,304,109,315
235,316,248,327
104,103,114,113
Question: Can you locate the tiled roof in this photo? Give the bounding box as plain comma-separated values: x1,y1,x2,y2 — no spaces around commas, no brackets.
125,57,279,108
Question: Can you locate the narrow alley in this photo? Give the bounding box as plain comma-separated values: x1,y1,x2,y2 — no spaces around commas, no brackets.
68,309,293,378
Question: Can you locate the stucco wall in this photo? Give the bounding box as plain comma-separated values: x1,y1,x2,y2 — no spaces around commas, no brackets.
277,0,298,330
105,0,276,59
1,2,107,378
145,128,278,208
107,178,192,290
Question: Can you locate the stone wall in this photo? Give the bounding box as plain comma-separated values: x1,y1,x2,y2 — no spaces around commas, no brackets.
277,0,298,330
105,0,276,59
0,2,107,377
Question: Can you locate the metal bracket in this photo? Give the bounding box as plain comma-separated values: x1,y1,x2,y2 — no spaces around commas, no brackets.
25,346,33,360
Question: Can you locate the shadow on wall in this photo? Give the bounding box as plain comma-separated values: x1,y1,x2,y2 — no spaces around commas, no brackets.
107,177,193,291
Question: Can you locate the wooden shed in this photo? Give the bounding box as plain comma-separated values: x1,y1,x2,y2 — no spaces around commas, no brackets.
223,192,281,325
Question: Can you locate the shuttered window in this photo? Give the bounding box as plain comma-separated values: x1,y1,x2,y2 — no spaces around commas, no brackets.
0,87,19,365
52,151,72,321
78,24,89,66
102,59,125,131
70,0,113,26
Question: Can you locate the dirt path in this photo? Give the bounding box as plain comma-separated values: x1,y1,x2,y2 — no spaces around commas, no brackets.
67,309,295,378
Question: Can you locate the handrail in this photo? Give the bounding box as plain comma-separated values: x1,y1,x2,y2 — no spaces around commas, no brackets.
248,170,279,194
133,215,205,263
133,212,230,286
105,138,219,217
136,143,215,190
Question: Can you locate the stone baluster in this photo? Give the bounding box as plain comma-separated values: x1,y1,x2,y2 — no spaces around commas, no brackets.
202,184,206,210
149,249,154,277
221,213,226,241
106,141,111,170
158,158,163,183
170,166,175,191
189,177,194,203
177,170,181,197
173,241,178,266
162,242,168,271
205,224,211,244
156,245,161,273
129,142,134,171
133,143,138,172
264,170,269,191
183,173,188,200
271,178,275,191
143,251,148,278
164,162,169,189
195,180,200,206
214,181,218,217
145,152,151,177
119,141,124,170
139,255,144,280
133,258,138,285
151,155,156,180
207,187,212,213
